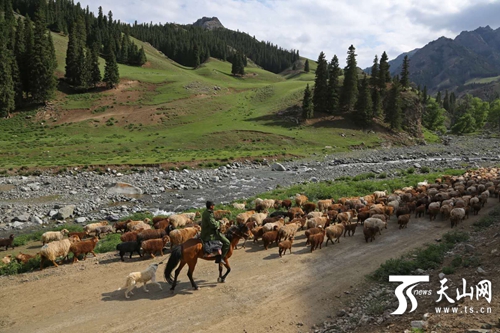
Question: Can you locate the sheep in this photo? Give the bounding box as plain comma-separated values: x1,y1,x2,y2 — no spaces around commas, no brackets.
295,194,308,207
137,229,167,243
262,227,279,250
114,221,129,233
398,214,411,229
343,222,357,237
415,204,426,218
154,219,172,231
40,236,80,269
356,211,370,224
131,222,153,232
306,216,329,229
302,202,317,214
470,197,481,215
440,205,452,220
248,212,269,226
427,202,441,221
278,222,300,242
70,236,99,263
0,234,15,250
307,211,324,219
274,200,283,209
262,218,285,233
116,241,142,262
237,221,258,249
396,205,410,218
317,199,334,212
373,190,387,199
325,223,345,246
308,229,325,253
140,236,170,258
213,210,231,219
120,229,144,242
364,218,386,235
169,226,201,249
281,199,292,209
288,207,305,219
68,231,90,241
251,227,264,244
370,214,388,222
95,225,114,239
364,225,380,243
450,208,466,228
278,239,293,257
83,221,109,234
232,202,246,210
305,227,323,246
2,255,12,265
41,229,69,245
236,210,256,225
260,199,275,210
15,252,38,264
167,214,194,228
336,210,356,224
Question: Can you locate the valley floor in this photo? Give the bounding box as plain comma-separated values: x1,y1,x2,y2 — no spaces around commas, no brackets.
1,199,499,333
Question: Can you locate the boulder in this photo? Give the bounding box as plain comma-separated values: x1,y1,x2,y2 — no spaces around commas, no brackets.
54,205,76,220
32,216,44,225
106,182,143,196
12,213,30,222
271,163,286,171
75,217,87,223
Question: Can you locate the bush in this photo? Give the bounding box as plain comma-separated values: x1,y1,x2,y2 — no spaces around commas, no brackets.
451,256,463,268
94,233,121,254
420,166,430,173
378,172,387,179
442,266,455,275
0,257,41,276
407,167,415,174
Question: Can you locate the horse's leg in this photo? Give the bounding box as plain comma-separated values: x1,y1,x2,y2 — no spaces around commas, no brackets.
171,261,186,291
186,259,199,290
218,259,231,283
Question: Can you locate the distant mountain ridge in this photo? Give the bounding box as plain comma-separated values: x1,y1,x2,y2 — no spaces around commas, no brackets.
387,26,500,94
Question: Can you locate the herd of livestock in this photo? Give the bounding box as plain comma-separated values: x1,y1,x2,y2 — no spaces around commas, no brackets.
1,167,500,270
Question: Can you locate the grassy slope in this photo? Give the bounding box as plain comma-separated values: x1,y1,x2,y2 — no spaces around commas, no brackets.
0,33,384,168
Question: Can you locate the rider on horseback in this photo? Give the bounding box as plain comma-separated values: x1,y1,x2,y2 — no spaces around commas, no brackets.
200,200,230,265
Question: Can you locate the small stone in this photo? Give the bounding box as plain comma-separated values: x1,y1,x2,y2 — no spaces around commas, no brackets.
481,324,493,329
466,329,491,333
491,249,497,254
416,268,425,274
439,272,445,279
465,244,476,253
337,310,346,317
411,320,427,329
477,267,487,275
271,163,286,171
75,217,87,223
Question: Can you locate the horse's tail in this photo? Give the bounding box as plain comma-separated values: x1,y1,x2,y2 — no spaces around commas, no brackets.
164,245,182,285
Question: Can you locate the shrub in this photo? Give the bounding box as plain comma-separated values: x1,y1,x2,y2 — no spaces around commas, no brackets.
442,266,455,275
420,166,430,173
407,167,415,174
94,233,121,254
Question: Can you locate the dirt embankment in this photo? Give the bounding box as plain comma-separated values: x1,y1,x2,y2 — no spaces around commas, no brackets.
1,199,499,333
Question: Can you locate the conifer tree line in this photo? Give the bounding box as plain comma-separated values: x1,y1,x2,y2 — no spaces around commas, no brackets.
302,46,413,131
129,21,299,73
0,0,56,116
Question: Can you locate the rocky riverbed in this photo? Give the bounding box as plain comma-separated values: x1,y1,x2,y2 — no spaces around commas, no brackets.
1,135,500,236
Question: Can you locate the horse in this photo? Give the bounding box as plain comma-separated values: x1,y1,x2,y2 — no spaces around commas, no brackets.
164,223,250,291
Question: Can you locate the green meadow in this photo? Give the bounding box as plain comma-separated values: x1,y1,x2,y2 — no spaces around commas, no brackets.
0,32,385,169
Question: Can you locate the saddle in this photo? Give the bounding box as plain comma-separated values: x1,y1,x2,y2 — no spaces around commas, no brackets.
202,240,223,258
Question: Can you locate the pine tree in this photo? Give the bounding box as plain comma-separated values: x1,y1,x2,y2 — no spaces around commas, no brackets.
0,24,15,117
89,44,101,87
302,84,313,119
422,98,445,131
312,51,328,114
65,24,79,84
355,74,372,128
400,55,410,90
422,86,428,103
119,34,129,64
436,91,442,106
340,45,358,112
372,89,382,118
385,80,402,130
304,59,309,72
136,46,146,66
370,55,379,87
21,15,34,97
326,55,340,114
29,8,56,104
378,52,390,94
443,90,450,111
103,48,119,89
193,43,200,68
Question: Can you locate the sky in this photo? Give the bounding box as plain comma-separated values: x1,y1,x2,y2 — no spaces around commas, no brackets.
77,0,500,68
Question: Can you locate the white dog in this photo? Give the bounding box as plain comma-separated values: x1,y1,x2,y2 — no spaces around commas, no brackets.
118,262,163,298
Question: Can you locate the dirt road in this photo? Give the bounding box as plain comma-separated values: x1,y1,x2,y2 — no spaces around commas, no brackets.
0,200,498,333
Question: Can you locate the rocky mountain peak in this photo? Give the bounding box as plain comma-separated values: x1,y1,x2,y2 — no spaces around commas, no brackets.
192,17,224,30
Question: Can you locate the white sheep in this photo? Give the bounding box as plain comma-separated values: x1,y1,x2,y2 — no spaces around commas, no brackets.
248,212,268,226
373,190,387,199
39,236,80,269
84,221,109,234
41,229,69,245
168,214,194,228
262,218,284,233
232,202,246,210
364,218,387,235
450,208,466,228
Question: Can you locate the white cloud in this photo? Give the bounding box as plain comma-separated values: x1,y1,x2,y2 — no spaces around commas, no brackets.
76,0,500,68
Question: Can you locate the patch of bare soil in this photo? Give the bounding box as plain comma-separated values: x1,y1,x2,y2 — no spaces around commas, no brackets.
1,201,500,333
